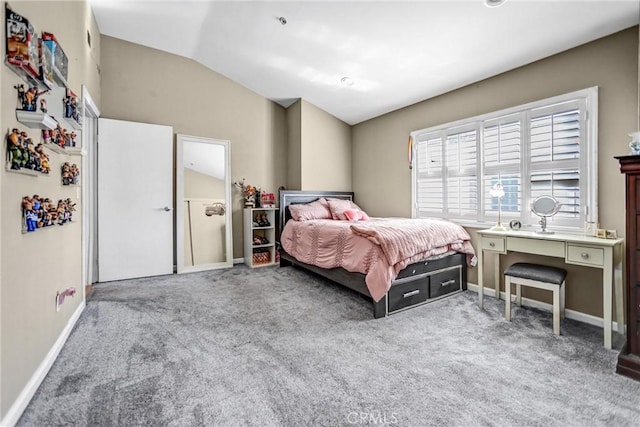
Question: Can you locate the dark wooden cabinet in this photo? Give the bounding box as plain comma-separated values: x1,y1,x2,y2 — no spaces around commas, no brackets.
616,155,640,381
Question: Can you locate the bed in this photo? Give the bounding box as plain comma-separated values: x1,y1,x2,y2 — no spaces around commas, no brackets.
277,190,476,318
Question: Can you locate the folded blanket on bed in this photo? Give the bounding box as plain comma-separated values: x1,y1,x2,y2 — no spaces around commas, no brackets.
349,218,476,268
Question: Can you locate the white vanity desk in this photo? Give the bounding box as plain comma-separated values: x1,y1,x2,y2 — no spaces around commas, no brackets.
477,229,624,349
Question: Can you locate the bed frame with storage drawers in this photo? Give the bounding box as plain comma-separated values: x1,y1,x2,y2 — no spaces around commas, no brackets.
277,190,467,318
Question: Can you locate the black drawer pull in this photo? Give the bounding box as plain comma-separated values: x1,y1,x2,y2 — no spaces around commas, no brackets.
403,290,420,298
440,279,456,287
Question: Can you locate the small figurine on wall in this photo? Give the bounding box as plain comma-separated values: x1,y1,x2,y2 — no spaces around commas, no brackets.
39,98,47,113
63,89,79,121
7,128,25,170
70,97,79,122
32,194,45,228
35,144,50,173
69,132,77,147
22,86,48,111
14,84,26,109
22,196,37,232
42,128,52,145
64,198,76,215
56,200,67,225
44,198,57,226
61,162,72,185
60,127,69,148
70,163,79,184
64,93,72,118
23,138,38,170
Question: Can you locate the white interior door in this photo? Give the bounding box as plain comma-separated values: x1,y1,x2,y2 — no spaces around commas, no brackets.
98,118,174,282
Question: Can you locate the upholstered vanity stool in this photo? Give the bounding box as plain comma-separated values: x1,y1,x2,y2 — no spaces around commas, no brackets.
504,262,567,335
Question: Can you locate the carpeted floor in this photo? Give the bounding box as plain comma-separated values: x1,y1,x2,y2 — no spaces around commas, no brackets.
17,264,640,426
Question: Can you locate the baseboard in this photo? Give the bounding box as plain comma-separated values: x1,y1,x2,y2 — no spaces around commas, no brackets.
466,282,621,331
0,301,85,427
233,257,245,265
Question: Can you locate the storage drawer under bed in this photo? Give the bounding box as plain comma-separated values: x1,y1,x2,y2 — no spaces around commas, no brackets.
387,277,431,312
429,267,462,299
388,265,463,313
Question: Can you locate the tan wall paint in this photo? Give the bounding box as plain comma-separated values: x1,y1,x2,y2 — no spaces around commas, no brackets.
183,168,224,200
300,100,352,191
1,1,101,419
352,27,639,317
100,36,287,259
286,100,302,190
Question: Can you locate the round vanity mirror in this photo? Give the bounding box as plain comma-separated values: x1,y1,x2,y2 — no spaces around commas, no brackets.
531,195,561,234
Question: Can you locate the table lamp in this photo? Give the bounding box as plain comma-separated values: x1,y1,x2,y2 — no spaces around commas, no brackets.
490,183,506,231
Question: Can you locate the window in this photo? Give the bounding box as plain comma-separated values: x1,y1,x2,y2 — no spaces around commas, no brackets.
412,87,597,232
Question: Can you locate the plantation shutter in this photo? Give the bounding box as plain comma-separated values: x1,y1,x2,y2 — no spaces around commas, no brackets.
482,115,522,216
445,128,478,218
411,88,595,231
529,101,583,223
415,133,443,217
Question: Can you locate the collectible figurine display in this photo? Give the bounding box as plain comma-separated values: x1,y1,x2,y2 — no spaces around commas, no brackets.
61,162,79,185
6,6,40,80
14,84,48,111
7,128,23,170
43,124,73,149
6,128,60,174
6,128,50,173
35,143,50,173
42,31,69,85
21,195,75,232
63,89,80,123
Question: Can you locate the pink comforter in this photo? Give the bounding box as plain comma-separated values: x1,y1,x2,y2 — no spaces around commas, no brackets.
280,217,476,302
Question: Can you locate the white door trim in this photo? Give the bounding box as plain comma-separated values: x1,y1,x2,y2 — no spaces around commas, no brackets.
81,85,100,298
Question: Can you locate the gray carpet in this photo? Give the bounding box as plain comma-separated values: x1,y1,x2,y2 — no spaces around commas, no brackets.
18,264,640,426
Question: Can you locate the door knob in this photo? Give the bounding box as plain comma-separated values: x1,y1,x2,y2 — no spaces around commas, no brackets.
163,206,171,212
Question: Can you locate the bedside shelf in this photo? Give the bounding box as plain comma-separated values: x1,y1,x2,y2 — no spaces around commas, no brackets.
243,207,278,268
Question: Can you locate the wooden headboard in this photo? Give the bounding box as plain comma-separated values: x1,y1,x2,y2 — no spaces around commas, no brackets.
277,190,354,241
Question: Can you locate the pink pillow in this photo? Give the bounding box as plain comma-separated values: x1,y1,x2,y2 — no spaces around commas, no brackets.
327,199,366,221
344,209,370,222
288,198,332,221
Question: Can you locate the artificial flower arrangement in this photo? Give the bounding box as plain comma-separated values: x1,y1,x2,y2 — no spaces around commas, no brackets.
233,178,259,206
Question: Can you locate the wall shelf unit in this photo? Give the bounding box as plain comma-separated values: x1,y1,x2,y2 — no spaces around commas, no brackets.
4,165,40,177
15,110,57,130
243,207,277,268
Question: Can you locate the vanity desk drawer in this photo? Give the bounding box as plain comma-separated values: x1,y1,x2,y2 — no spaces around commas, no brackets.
480,236,505,253
566,245,604,267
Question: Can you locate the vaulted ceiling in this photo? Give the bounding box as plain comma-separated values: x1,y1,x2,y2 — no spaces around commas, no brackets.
90,0,639,125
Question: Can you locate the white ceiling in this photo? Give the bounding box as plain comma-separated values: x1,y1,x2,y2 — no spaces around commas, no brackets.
89,0,639,125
